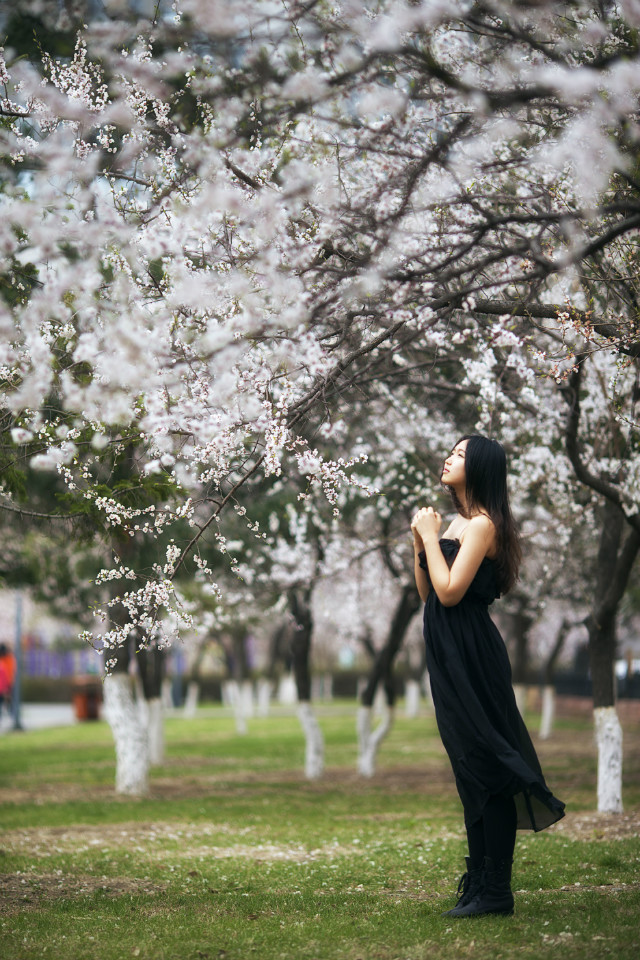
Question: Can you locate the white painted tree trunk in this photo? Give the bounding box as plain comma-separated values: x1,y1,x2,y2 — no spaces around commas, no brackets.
240,680,254,720
297,702,324,779
594,706,624,813
103,673,149,796
357,704,394,777
136,693,163,763
421,671,433,709
161,677,173,710
278,673,298,705
221,680,233,707
539,684,555,740
513,683,527,716
373,685,386,717
310,673,333,700
311,673,323,701
146,697,165,766
404,679,421,718
183,680,199,718
223,680,245,734
256,678,273,717
223,680,253,734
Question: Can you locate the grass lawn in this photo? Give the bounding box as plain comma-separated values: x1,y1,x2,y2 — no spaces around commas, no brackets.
0,703,639,960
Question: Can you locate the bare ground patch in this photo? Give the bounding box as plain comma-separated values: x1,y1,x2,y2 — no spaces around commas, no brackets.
551,811,640,841
0,871,167,916
0,820,376,865
0,762,451,806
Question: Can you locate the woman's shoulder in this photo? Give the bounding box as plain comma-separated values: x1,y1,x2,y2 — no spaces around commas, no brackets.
466,513,495,533
459,513,497,556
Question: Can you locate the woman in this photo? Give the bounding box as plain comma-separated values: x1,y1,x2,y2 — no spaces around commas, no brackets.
411,435,565,918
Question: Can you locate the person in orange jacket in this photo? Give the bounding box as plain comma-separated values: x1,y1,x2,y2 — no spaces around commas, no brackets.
0,643,16,719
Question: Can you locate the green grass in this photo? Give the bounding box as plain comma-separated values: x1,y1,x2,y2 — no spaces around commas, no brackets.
1,704,639,959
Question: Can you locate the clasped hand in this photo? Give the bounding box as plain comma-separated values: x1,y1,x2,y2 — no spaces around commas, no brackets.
411,506,442,544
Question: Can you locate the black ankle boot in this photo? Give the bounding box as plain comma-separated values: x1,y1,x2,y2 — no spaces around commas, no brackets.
441,856,483,917
446,856,514,918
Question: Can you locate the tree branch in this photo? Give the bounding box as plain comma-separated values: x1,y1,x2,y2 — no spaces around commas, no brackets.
562,356,640,534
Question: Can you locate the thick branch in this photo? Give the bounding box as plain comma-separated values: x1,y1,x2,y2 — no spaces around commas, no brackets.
562,359,640,534
474,300,640,359
596,526,640,625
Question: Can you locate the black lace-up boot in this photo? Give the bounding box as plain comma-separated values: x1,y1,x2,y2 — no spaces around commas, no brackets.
441,856,484,917
445,857,514,918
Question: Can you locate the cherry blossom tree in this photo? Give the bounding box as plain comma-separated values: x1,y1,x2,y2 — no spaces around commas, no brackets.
3,0,640,802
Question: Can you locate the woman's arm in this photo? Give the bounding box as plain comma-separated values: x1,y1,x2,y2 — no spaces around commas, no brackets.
415,510,495,607
413,537,430,602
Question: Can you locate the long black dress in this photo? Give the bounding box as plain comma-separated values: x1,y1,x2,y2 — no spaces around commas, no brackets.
420,539,565,831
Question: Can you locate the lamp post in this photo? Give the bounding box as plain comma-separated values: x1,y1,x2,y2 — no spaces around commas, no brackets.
11,591,23,732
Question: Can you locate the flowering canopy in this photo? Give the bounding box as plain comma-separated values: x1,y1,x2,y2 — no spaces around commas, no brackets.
1,0,640,651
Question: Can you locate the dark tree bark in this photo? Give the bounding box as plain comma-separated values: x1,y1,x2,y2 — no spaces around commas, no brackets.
220,632,251,682
288,586,313,702
543,617,574,687
360,583,421,708
586,501,640,707
187,638,209,684
266,621,293,680
137,642,165,701
503,593,534,686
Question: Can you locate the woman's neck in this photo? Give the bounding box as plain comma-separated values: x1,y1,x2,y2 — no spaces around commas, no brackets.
454,488,469,515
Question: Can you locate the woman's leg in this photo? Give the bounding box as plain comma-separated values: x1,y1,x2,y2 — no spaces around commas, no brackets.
482,793,517,863
464,811,486,865
447,795,517,918
441,811,486,915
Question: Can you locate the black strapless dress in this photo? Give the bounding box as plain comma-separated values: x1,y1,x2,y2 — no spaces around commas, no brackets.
420,539,565,831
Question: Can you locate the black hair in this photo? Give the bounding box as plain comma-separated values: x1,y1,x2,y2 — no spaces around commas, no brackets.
446,434,521,594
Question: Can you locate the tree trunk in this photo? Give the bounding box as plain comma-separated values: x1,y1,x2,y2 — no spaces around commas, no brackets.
138,643,165,765
562,363,640,813
404,678,421,718
223,679,254,734
267,622,292,681
184,637,210,717
360,583,421,708
184,679,200,718
141,696,164,767
504,596,533,718
539,618,574,740
588,607,623,813
256,677,273,717
357,583,420,776
539,685,555,742
277,672,298,704
220,632,254,734
298,701,324,779
513,683,527,716
585,503,640,812
102,526,151,794
288,587,324,779
357,703,394,777
161,676,174,710
594,706,623,813
510,601,533,686
103,639,149,796
289,588,313,701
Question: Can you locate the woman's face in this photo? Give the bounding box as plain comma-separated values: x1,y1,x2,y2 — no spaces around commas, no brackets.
441,439,467,487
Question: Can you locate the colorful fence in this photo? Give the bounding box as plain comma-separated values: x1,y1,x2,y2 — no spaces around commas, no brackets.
22,648,102,678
